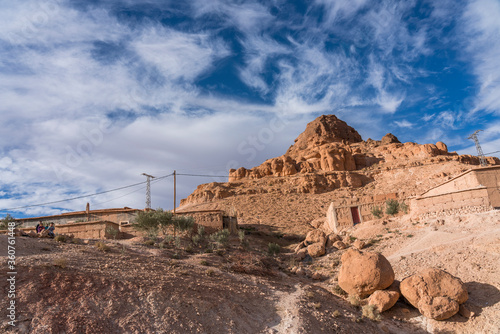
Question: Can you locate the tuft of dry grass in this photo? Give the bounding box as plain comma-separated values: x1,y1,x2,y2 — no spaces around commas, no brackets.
95,241,110,252
331,284,347,296
362,304,381,321
53,257,67,268
348,294,362,307
54,235,67,243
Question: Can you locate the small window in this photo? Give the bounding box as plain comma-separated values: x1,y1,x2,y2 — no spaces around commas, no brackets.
120,221,130,226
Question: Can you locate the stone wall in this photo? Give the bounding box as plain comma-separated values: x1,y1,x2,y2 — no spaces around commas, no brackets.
413,187,490,216
55,221,119,239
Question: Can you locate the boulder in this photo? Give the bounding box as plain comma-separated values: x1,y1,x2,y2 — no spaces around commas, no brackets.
326,233,341,248
436,141,448,153
305,230,326,246
367,290,400,313
295,248,308,260
352,240,365,250
332,241,347,250
294,241,305,253
400,268,468,320
338,249,395,298
307,242,326,258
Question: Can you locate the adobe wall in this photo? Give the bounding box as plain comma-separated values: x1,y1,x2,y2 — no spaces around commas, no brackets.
424,172,479,197
475,169,500,208
19,211,139,228
55,221,119,239
176,211,224,233
413,187,490,216
330,192,404,229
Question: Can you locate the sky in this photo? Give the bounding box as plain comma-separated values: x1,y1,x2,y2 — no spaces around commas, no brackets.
1,0,500,219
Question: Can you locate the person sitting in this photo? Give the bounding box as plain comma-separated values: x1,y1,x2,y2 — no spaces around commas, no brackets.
47,223,55,238
36,222,44,233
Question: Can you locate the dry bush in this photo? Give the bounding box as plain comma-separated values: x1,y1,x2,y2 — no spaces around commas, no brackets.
53,257,67,268
332,309,341,318
54,235,67,243
95,241,110,252
362,304,381,321
348,294,362,307
331,284,347,296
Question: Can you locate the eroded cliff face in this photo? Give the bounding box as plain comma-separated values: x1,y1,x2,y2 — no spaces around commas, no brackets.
180,114,499,209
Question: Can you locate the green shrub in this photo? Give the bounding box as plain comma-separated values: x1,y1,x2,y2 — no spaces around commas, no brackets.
371,206,383,219
400,202,409,214
268,242,280,256
200,260,209,266
210,229,230,248
385,199,400,216
192,234,201,246
105,226,119,240
238,230,245,243
197,225,205,238
54,235,67,243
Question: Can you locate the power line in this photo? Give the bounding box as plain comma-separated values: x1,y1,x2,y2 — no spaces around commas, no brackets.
0,172,174,212
484,150,500,155
177,173,230,178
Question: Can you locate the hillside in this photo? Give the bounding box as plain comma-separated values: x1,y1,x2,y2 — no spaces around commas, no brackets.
179,114,499,234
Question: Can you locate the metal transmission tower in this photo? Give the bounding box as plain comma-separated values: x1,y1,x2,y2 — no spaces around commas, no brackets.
142,173,155,209
467,130,487,167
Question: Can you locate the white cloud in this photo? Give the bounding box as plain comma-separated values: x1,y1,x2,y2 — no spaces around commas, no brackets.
461,0,500,115
394,120,414,128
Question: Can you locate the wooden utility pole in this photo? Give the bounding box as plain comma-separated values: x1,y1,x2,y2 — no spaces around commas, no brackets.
173,170,176,214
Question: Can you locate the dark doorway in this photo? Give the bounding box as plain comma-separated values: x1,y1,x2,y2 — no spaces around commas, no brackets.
350,207,361,225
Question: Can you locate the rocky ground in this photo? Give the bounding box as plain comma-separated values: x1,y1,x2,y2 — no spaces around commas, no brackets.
1,209,499,333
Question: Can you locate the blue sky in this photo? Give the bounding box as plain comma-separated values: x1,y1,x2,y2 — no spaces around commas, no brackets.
1,0,500,219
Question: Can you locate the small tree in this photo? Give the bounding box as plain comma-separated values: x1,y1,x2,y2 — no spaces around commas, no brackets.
105,226,119,240
154,208,174,236
371,206,383,219
385,199,400,216
133,210,160,240
0,214,16,230
172,215,194,237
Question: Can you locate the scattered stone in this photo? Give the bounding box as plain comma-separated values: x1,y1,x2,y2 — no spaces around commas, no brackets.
305,230,326,246
312,272,322,280
333,241,347,250
295,248,308,260
338,249,395,297
400,268,468,320
294,241,306,253
326,233,341,248
295,267,306,276
368,290,400,313
307,242,326,258
459,303,475,319
352,240,365,250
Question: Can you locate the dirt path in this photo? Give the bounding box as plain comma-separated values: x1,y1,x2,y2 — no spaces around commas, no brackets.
269,284,304,333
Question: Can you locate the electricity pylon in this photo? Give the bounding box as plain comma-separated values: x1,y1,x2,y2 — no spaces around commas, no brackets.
142,173,155,209
467,130,487,167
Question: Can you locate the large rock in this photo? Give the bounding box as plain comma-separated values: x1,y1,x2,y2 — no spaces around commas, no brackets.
381,133,401,145
400,268,468,320
307,242,326,258
338,249,395,298
326,233,341,248
304,230,326,246
367,290,400,313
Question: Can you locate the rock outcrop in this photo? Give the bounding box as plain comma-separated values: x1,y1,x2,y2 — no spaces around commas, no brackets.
338,249,395,298
400,268,468,320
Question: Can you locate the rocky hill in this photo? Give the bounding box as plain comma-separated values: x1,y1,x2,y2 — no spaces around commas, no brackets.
179,114,499,234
